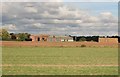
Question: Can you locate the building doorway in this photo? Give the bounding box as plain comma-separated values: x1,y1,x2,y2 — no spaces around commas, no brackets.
38,37,40,41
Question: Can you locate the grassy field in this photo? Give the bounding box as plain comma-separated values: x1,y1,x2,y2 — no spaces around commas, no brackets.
2,47,118,75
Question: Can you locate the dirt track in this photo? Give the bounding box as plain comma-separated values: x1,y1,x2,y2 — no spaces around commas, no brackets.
0,41,118,47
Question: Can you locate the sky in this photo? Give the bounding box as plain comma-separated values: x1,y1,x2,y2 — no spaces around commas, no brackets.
1,0,119,2
1,1,118,36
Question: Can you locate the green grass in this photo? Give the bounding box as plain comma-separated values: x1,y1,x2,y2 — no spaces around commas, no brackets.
3,66,118,75
2,47,118,75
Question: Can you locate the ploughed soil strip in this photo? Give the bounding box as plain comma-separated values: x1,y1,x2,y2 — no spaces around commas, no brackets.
1,64,118,67
1,41,118,47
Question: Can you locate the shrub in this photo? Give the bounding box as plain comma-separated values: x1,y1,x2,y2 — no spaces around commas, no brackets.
81,44,86,47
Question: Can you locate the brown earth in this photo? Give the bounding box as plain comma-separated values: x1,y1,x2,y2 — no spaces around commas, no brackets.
0,41,118,47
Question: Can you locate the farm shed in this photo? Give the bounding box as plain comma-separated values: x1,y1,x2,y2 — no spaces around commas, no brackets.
30,34,49,42
30,35,73,42
99,37,118,43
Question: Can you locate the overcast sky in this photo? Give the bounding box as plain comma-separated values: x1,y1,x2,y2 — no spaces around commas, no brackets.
1,1,118,36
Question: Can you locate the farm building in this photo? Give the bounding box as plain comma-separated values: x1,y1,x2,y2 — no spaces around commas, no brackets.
48,36,73,42
30,34,119,43
30,34,73,42
99,37,118,43
30,34,49,41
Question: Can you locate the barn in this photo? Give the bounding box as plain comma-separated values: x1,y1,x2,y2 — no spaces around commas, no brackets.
30,34,73,42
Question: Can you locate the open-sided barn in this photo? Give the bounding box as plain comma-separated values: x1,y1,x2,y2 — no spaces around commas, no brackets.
30,34,73,42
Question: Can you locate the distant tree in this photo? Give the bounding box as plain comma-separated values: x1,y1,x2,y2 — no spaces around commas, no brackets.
17,33,31,41
10,33,16,40
0,29,10,40
79,37,86,42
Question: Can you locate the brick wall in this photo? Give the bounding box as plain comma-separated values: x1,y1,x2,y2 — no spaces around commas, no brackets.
99,38,118,43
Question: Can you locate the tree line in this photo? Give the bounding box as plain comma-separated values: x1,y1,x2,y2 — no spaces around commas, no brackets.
0,29,32,41
72,36,119,42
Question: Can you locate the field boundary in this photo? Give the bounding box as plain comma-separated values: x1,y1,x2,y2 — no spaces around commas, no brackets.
1,64,118,67
1,41,119,47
